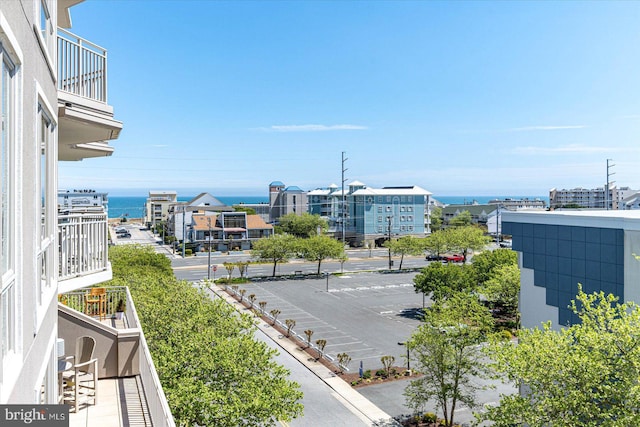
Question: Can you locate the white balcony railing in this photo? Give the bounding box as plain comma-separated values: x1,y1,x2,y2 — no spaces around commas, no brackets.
57,28,108,103
59,212,109,281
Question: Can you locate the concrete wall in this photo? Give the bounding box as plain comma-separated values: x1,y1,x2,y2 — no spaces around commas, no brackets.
58,306,140,378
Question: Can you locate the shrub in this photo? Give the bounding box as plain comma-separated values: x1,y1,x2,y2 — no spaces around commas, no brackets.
500,329,513,340
422,412,437,423
362,370,372,380
185,248,192,255
375,369,386,378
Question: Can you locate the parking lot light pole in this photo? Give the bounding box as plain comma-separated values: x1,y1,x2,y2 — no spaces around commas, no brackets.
324,271,329,292
398,341,410,374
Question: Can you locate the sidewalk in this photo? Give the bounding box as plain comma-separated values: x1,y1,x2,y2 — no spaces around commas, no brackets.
208,284,396,426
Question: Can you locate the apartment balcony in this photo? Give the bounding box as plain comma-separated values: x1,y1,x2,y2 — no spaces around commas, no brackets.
57,28,123,161
59,212,112,294
58,287,175,426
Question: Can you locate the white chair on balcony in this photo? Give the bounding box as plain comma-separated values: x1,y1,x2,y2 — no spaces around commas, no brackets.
62,336,98,412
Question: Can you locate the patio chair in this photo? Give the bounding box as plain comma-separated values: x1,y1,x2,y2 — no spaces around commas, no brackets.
62,336,98,412
85,287,106,320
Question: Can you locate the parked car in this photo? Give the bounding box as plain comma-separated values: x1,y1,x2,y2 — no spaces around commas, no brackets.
443,254,464,263
115,227,127,234
117,232,131,238
425,254,444,261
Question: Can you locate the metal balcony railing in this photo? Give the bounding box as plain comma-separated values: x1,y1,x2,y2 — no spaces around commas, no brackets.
59,212,109,281
59,286,127,317
57,28,108,103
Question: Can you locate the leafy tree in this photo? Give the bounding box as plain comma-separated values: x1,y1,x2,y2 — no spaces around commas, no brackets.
236,261,249,278
405,293,492,427
480,288,640,427
471,248,517,285
223,262,235,280
448,210,472,227
445,226,490,263
423,230,449,258
297,235,345,275
276,213,328,237
252,234,297,277
430,206,443,231
107,245,303,427
384,236,425,270
413,262,476,303
381,355,395,378
482,263,520,321
233,205,257,215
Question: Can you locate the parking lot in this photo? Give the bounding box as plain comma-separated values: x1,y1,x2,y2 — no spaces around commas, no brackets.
226,271,428,369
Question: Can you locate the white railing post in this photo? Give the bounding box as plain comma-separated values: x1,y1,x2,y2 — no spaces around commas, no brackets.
58,212,108,281
57,28,108,103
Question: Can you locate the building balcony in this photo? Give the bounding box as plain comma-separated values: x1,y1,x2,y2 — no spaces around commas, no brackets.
59,211,111,294
57,28,123,161
58,286,175,426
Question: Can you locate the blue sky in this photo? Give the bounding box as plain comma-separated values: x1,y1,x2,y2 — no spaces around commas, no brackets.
58,0,640,197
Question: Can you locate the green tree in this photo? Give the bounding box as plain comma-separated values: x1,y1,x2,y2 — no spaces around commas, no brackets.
297,235,345,275
384,236,425,270
405,293,492,427
252,234,297,277
448,210,472,227
482,263,520,321
423,230,449,259
471,248,517,285
480,288,640,427
233,205,257,215
276,213,328,237
413,262,476,303
445,226,490,263
430,206,443,231
107,245,303,426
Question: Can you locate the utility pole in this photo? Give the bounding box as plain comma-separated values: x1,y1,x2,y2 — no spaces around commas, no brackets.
341,151,348,245
606,159,616,210
387,215,393,269
207,216,212,280
182,205,186,258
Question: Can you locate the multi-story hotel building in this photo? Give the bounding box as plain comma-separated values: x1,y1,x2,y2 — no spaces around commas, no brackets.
308,181,432,247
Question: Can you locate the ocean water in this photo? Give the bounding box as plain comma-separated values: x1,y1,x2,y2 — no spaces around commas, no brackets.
107,195,548,219
108,196,269,219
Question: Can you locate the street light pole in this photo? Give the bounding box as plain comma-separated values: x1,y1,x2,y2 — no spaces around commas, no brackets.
398,341,410,374
207,217,212,280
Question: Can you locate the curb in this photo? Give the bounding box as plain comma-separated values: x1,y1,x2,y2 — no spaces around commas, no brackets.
208,284,395,426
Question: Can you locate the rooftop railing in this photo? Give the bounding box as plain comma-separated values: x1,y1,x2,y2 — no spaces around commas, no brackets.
58,212,109,281
57,28,108,103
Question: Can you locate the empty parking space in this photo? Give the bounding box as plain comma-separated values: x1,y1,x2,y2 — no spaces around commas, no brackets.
226,272,424,369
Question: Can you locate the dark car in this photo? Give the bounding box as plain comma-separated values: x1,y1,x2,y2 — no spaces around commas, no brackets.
117,232,131,238
425,254,443,261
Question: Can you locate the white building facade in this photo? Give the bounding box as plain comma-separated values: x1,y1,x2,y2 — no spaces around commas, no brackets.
0,0,121,405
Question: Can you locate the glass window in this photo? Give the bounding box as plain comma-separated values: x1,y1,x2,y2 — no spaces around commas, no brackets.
39,0,54,57
1,282,15,357
377,206,382,213
1,48,14,276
